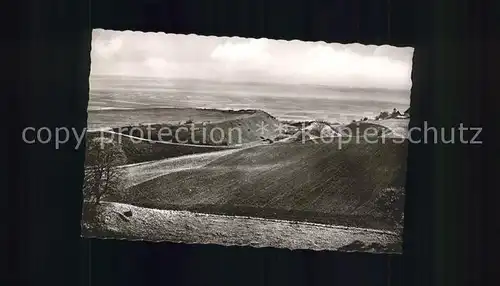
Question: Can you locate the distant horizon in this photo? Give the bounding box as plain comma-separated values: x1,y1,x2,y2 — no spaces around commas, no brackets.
90,74,412,93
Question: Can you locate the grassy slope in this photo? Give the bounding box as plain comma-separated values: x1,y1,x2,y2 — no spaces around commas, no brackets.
281,119,408,141
121,148,242,188
86,131,233,164
108,138,408,230
112,110,280,145
87,107,259,129
86,109,280,164
339,122,393,136
365,119,409,138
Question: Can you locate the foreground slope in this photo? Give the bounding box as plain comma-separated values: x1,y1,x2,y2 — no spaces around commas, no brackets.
82,202,400,252
109,138,408,230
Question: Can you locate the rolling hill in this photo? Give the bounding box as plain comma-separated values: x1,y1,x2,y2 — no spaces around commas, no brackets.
85,109,281,164
107,109,280,146
107,137,408,230
86,130,236,164
87,107,260,130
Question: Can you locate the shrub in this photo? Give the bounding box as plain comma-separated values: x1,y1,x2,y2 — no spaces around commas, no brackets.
375,111,390,120
375,187,405,234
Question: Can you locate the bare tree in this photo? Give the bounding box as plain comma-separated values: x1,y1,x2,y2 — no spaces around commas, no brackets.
83,137,127,204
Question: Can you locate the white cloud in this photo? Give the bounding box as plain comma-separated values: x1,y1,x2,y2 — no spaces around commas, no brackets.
292,44,412,89
211,38,272,66
91,30,414,90
144,57,168,70
92,37,123,59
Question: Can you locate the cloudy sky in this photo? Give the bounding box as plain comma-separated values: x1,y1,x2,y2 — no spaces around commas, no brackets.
91,29,414,90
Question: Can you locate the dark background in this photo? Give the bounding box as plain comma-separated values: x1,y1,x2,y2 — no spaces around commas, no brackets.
8,0,493,285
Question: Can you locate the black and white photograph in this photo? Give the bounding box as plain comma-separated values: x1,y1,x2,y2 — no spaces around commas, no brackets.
81,29,413,253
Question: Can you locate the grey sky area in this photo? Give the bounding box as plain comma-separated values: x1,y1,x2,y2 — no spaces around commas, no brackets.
91,29,414,90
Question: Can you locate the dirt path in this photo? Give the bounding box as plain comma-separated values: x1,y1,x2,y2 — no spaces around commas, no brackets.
120,140,267,188
121,149,242,188
105,130,240,149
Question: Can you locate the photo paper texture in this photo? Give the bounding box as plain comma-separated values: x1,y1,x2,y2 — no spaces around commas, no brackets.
82,29,413,253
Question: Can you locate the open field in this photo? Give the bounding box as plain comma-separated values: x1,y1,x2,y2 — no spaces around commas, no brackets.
82,202,401,252
83,106,408,252
88,76,410,124
105,137,407,231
